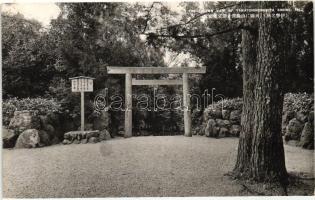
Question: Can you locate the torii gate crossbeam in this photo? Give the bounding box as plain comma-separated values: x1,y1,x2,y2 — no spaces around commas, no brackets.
107,66,206,137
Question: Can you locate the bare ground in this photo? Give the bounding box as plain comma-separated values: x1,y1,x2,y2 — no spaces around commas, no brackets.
2,136,314,197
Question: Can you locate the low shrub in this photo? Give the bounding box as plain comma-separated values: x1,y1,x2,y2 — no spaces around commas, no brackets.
2,97,62,126
283,93,314,113
206,97,243,111
204,93,314,113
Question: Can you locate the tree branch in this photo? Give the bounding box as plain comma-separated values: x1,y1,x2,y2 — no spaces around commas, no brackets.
141,2,162,34
144,24,243,40
158,2,242,31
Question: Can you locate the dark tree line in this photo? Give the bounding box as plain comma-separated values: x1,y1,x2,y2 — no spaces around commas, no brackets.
1,1,313,188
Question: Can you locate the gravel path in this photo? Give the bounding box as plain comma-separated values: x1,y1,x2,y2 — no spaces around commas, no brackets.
2,136,314,197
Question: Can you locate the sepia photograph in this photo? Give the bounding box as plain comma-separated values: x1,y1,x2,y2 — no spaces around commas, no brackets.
1,0,314,198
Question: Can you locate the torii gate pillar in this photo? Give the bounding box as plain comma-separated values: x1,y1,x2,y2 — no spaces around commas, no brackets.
125,73,133,137
182,73,192,137
107,66,206,138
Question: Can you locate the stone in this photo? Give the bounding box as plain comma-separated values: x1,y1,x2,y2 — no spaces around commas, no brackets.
44,124,55,136
117,130,125,137
299,122,314,149
199,126,205,136
3,128,18,148
86,131,100,139
51,136,60,145
202,110,210,122
88,137,99,143
219,128,229,138
63,133,70,140
99,129,111,140
193,127,201,135
223,120,231,127
73,139,80,144
230,110,242,124
296,111,308,123
216,119,231,128
93,110,110,131
38,130,51,146
282,111,296,135
81,138,88,144
209,108,222,119
64,130,100,142
62,139,71,145
230,125,241,137
285,118,304,140
216,119,225,127
222,109,231,120
214,127,220,137
308,111,314,124
9,110,41,134
39,115,52,129
205,119,216,137
282,111,295,124
15,129,40,148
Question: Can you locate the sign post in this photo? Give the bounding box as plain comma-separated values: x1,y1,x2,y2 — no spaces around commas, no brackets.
69,76,95,131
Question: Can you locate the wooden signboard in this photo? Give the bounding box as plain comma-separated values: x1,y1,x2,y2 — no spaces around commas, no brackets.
69,76,95,131
71,78,93,92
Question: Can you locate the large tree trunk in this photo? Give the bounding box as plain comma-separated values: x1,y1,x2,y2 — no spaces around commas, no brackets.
234,2,288,186
234,22,257,175
250,10,287,183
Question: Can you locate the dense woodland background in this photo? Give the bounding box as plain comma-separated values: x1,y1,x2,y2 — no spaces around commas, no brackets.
2,2,313,135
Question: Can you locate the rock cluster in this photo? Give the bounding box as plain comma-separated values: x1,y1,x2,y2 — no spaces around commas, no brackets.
198,100,314,150
15,129,40,148
283,110,314,149
3,110,61,149
62,130,111,144
3,128,18,148
8,110,41,134
3,107,113,148
196,108,241,138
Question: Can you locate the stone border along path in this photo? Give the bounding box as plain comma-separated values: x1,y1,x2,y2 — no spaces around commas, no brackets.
3,136,314,197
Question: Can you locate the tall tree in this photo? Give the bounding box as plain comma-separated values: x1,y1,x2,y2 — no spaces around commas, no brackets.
2,13,57,97
138,1,312,188
48,3,167,133
234,2,288,189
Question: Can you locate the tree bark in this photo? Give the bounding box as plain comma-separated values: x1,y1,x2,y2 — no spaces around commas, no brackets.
234,2,288,186
234,21,257,175
250,9,287,183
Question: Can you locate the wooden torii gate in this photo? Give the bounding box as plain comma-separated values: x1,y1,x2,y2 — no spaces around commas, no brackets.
107,66,206,138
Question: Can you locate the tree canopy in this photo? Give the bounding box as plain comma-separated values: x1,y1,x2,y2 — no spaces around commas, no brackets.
2,2,312,99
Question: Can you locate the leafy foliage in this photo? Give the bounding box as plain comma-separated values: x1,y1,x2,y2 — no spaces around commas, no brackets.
43,3,167,128
283,2,314,93
203,93,314,114
2,13,58,98
205,97,243,111
1,2,313,135
283,93,314,113
140,1,313,98
2,97,62,126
